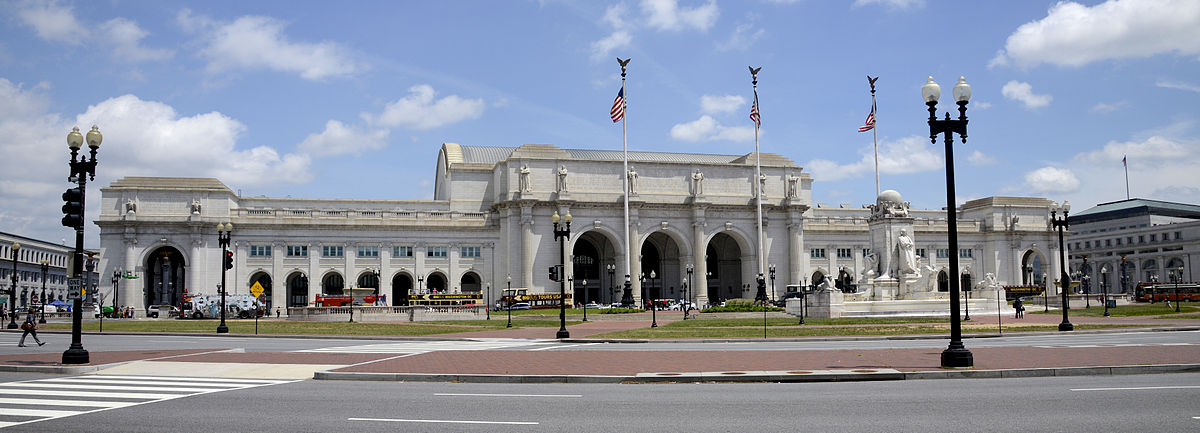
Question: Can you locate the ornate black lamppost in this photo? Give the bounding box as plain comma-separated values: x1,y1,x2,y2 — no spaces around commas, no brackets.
1174,266,1183,312
1050,201,1073,331
551,211,571,339
1101,267,1110,317
923,75,974,368
216,222,233,334
607,264,616,306
768,264,776,305
1082,255,1090,308
1120,254,1129,294
62,125,101,365
111,270,120,319
580,279,588,322
8,242,19,329
505,274,513,328
39,260,48,324
680,276,688,320
486,282,491,320
1043,272,1049,313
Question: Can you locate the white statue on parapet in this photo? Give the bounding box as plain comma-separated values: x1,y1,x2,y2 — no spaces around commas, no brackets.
897,229,917,275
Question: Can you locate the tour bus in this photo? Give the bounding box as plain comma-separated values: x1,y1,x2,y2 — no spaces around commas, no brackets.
1135,283,1200,303
498,290,571,309
406,293,483,307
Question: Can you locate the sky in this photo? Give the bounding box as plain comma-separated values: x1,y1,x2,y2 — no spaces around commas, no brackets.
1,0,1198,248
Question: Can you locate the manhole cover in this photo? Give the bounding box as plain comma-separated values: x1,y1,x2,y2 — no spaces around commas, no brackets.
785,371,813,375
851,369,878,373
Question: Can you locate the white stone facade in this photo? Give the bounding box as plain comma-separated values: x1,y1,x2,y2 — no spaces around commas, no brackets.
95,143,1063,313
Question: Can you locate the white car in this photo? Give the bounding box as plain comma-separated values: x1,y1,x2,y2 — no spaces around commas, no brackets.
583,303,602,309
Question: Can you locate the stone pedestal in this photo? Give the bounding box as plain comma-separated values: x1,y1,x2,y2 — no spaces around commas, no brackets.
807,289,845,318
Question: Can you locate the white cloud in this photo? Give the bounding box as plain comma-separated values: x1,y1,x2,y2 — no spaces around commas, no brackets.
297,120,389,157
1090,101,1128,113
189,14,359,80
641,0,719,32
16,0,88,44
603,4,631,30
971,101,992,110
991,0,1200,68
1077,135,1191,164
669,115,754,142
369,85,486,130
1001,80,1052,109
699,94,745,114
852,0,926,9
806,135,942,181
967,150,997,165
717,20,764,51
100,18,174,62
0,79,311,241
1023,167,1081,193
590,31,632,61
1156,79,1200,93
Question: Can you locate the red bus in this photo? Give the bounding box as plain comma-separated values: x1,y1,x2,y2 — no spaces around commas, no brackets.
1135,283,1200,303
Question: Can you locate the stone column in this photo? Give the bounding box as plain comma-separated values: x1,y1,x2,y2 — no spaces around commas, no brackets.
629,210,642,305
307,242,319,303
271,241,284,309
380,243,392,301
415,242,427,293
520,203,535,290
344,243,356,292
234,241,249,295
188,237,203,298
692,219,708,307
123,238,138,309
448,242,460,292
788,214,804,287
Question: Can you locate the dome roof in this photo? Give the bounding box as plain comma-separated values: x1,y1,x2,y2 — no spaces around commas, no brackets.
878,189,902,203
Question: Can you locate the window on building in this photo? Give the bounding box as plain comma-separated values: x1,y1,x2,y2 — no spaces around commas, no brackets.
286,245,308,257
393,246,413,258
836,248,852,258
1105,239,1112,247
959,249,973,258
1163,233,1170,242
936,249,950,259
250,245,271,257
862,248,871,258
357,246,379,258
1176,232,1182,240
322,245,344,257
810,248,826,259
1150,234,1157,242
1085,241,1091,248
427,246,447,258
1138,235,1145,243
462,246,481,258
916,248,927,258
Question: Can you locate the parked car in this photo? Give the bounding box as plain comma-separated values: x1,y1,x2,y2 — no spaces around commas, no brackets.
146,304,179,318
506,302,531,310
772,291,806,308
583,303,602,309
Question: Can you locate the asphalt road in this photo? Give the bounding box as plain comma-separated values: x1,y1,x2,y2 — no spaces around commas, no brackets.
0,372,1196,432
1,329,1196,356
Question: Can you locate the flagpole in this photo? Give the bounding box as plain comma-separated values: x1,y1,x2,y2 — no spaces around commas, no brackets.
750,67,766,284
1123,155,1130,199
869,77,880,197
619,58,632,303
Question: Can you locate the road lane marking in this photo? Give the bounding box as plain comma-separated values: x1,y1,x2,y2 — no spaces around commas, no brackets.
1071,386,1200,391
0,408,83,417
435,393,582,398
349,417,538,425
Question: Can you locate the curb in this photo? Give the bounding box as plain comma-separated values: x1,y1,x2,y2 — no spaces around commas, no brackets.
312,363,1200,384
0,362,122,375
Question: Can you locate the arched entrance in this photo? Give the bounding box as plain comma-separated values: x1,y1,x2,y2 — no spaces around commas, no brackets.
641,231,683,306
144,246,186,310
391,273,412,305
321,272,344,296
706,232,744,303
426,272,447,293
1166,258,1185,281
1142,259,1158,282
937,270,949,292
1120,260,1135,292
249,271,272,307
459,272,481,293
285,272,308,308
1022,250,1046,286
574,229,621,305
357,271,379,295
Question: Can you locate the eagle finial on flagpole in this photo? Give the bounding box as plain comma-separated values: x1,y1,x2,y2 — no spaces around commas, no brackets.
617,57,631,77
868,75,879,93
749,66,761,85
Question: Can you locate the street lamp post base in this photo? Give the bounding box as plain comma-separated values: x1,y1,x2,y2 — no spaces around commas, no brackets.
61,347,89,365
5,321,16,329
1058,321,1074,331
216,324,229,333
556,328,569,339
940,346,974,368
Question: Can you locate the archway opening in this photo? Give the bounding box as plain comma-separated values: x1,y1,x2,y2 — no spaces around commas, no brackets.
640,231,682,307
1021,251,1045,286
937,271,949,292
143,246,186,311
391,273,412,305
286,272,308,308
426,273,447,293
249,271,272,307
706,232,743,303
357,272,379,294
1142,259,1158,282
322,272,344,296
460,272,481,293
572,237,600,306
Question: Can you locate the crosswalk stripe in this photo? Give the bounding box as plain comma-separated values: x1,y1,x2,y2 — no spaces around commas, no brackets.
41,378,242,388
0,397,137,408
0,408,84,417
2,383,224,393
82,375,286,384
0,389,179,399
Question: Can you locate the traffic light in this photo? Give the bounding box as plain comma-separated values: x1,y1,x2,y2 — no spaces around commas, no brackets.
224,251,234,270
61,187,84,228
548,265,559,282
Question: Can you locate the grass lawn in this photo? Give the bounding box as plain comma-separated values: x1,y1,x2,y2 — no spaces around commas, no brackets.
1029,303,1200,317
591,323,1138,339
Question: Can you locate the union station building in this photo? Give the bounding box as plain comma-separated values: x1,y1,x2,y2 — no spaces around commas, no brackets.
95,143,1065,313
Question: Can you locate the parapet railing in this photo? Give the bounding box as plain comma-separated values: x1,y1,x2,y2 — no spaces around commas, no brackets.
285,305,487,322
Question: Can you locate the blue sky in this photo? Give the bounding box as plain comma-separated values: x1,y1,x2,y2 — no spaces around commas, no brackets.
2,0,1198,247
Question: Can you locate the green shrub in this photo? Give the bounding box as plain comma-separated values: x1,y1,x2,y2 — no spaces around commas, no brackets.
701,299,781,313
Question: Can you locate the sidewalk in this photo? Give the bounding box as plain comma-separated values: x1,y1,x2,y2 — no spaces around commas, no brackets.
1,314,1197,383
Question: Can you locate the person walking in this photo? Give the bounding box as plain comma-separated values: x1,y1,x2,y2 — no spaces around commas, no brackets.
18,310,45,347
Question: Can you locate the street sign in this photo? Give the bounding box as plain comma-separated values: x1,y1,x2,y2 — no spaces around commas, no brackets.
250,281,264,298
67,278,82,288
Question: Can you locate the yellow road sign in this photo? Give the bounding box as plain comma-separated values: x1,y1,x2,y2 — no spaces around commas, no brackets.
250,281,264,298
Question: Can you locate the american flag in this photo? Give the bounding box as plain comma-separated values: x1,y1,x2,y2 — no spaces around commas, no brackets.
858,103,876,132
610,87,626,123
749,90,760,127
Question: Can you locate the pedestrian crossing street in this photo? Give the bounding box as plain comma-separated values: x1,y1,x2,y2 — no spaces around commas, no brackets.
0,375,295,429
297,338,557,354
